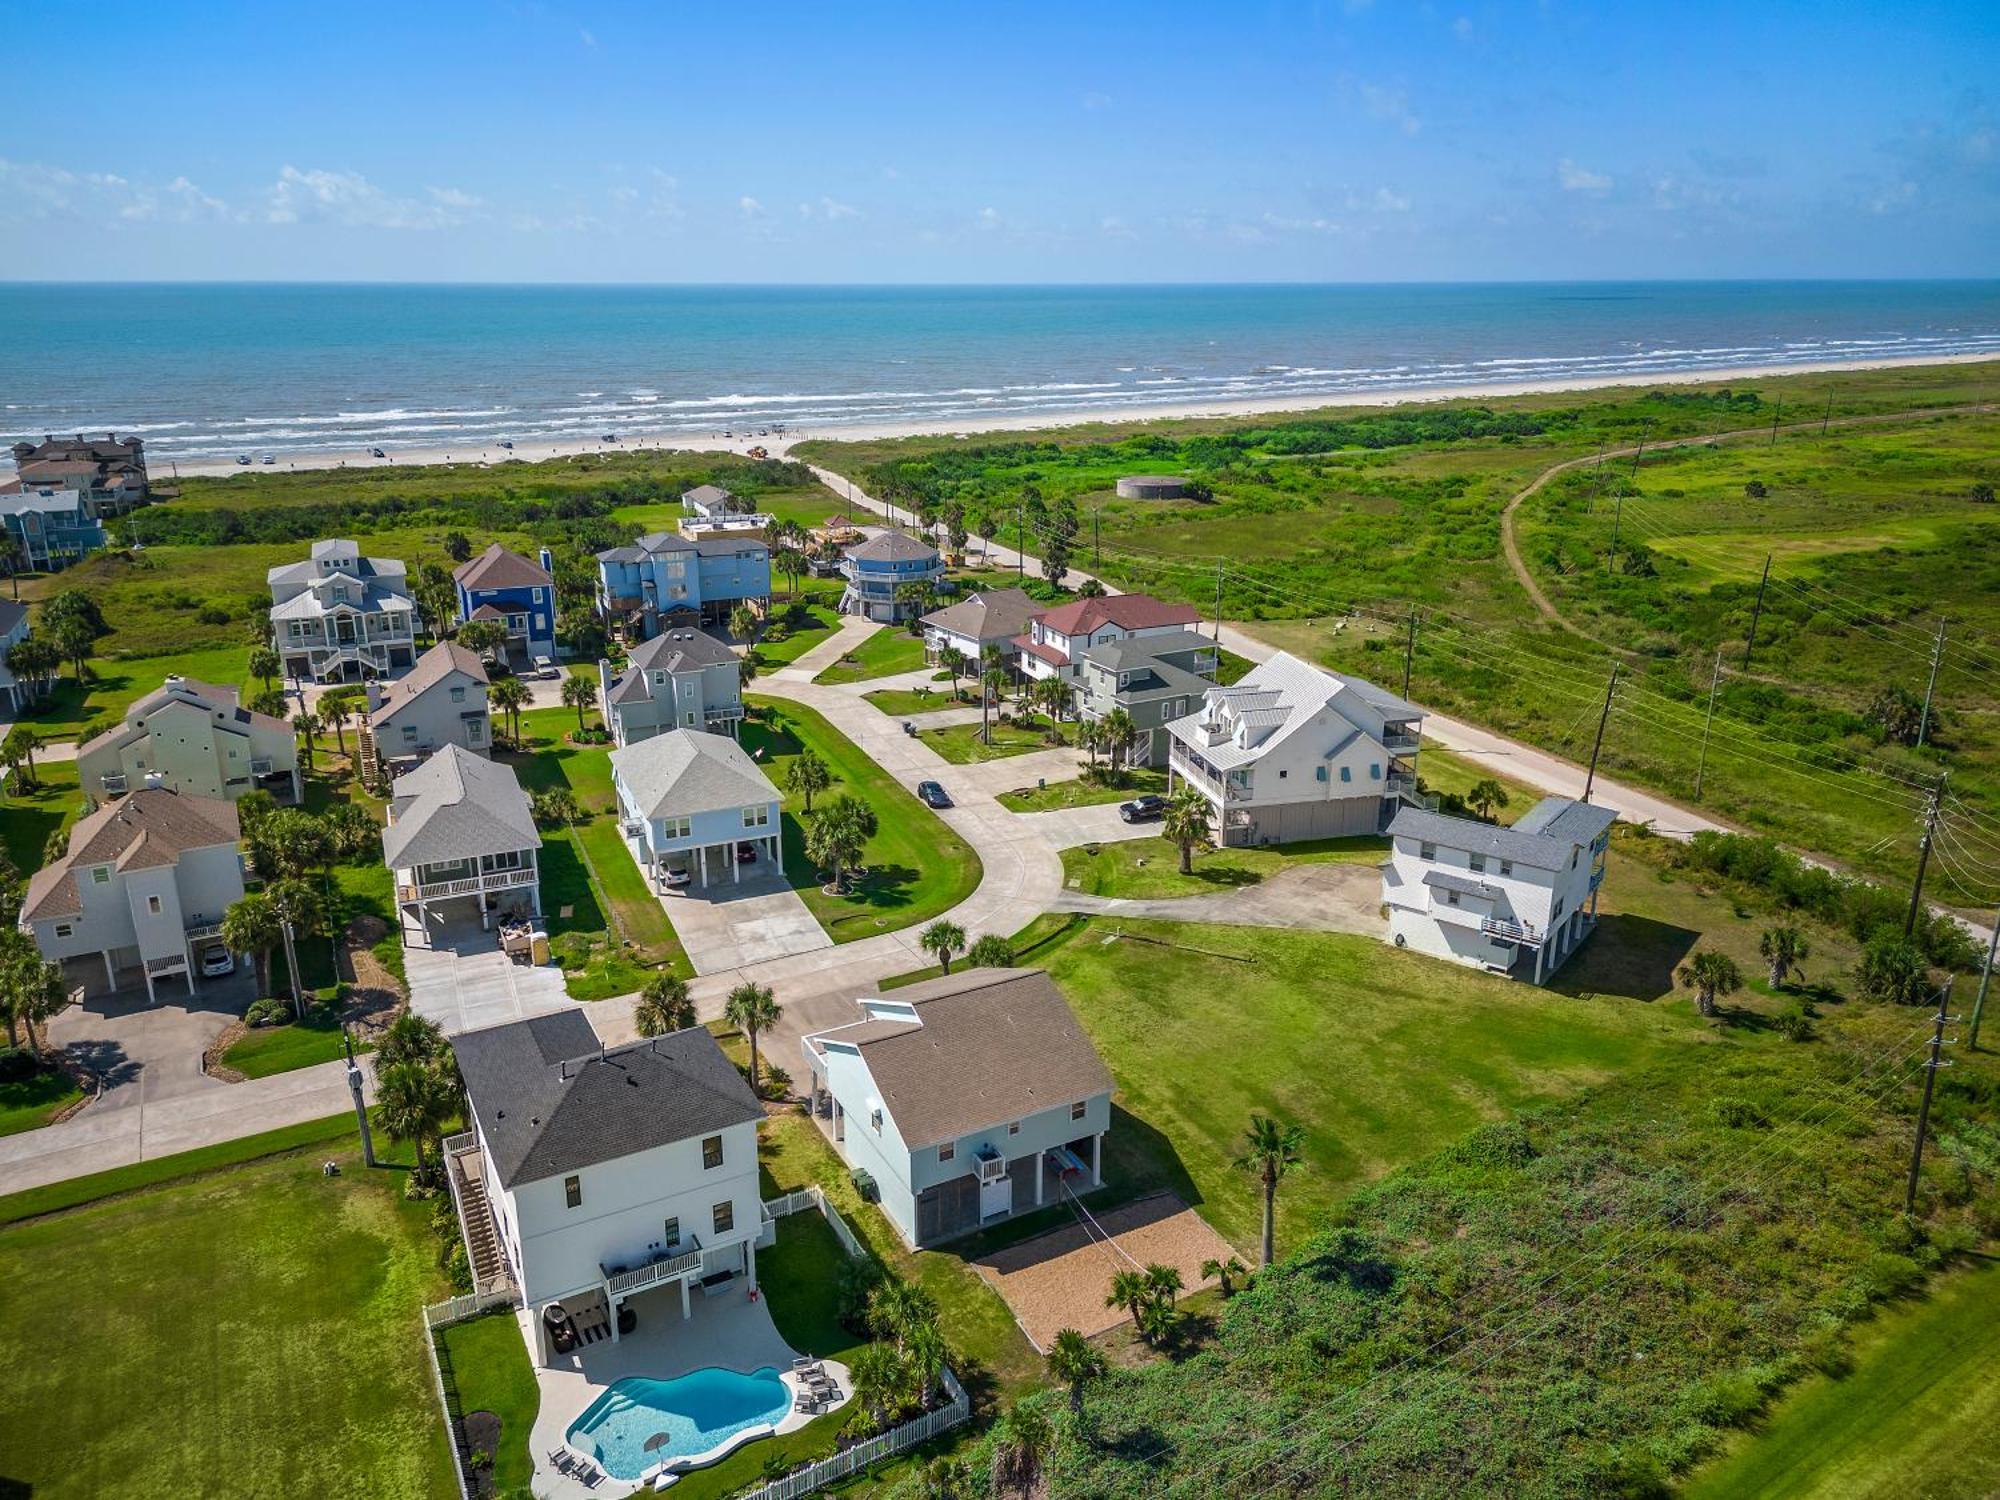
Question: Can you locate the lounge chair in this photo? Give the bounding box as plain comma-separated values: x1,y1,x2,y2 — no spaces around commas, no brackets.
548,1449,576,1476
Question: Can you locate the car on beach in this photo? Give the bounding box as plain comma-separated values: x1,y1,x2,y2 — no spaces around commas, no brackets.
370,447,386,458
916,780,951,809
498,439,514,450
236,454,251,465
260,453,276,464
1119,794,1167,823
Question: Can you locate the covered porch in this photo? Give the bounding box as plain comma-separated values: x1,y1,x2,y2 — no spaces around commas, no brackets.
393,850,540,935
526,1234,759,1369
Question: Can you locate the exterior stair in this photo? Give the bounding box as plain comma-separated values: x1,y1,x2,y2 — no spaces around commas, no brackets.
447,1147,511,1291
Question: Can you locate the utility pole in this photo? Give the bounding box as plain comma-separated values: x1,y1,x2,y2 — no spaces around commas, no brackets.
343,1025,376,1167
1212,565,1223,643
1904,978,1954,1213
1741,554,1773,671
1608,488,1625,574
1917,618,1946,750
1821,389,1834,436
1402,611,1419,702
279,917,303,1019
1769,397,1783,447
1693,650,1724,799
1092,504,1101,570
1582,664,1620,804
1970,907,1999,1051
1016,503,1024,578
1905,775,1947,938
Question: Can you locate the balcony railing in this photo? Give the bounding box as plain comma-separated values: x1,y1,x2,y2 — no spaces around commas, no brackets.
184,918,224,942
400,864,536,902
99,773,127,795
1383,728,1422,753
1386,771,1419,797
145,953,188,976
603,1238,705,1297
1481,915,1541,947
974,1152,1008,1185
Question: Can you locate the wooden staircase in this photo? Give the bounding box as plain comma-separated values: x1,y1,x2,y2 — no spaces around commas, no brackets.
447,1149,511,1291
357,726,383,791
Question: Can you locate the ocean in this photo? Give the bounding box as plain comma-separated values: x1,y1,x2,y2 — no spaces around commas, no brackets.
2,281,1997,463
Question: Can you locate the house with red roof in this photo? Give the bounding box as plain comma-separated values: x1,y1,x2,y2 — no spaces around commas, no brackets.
1013,592,1202,685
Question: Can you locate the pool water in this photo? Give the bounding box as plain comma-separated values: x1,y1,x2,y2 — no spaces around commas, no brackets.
567,1366,791,1479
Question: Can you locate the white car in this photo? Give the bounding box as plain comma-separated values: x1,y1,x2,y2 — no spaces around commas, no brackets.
531,657,561,680
661,867,693,891
200,946,236,978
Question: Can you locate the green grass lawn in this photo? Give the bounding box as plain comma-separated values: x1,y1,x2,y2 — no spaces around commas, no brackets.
812,626,927,684
1682,1257,2000,1500
996,767,1167,813
1059,833,1388,900
0,1056,83,1136
752,600,843,667
921,718,1071,764
0,1127,457,1498
861,684,972,718
742,696,982,942
437,1310,540,1498
219,1000,364,1080
10,643,259,739
0,758,82,876
878,913,1086,990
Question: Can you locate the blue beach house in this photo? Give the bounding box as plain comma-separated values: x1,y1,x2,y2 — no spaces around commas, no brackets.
594,532,771,639
454,543,558,667
0,488,107,572
839,531,945,623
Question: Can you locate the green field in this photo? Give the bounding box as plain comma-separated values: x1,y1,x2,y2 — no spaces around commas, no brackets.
742,696,982,941
920,717,1071,763
0,1127,456,1499
1683,1257,2000,1500
811,625,928,684
1059,832,1387,900
995,766,1167,813
0,1057,83,1136
219,1000,362,1080
0,758,82,876
750,598,843,667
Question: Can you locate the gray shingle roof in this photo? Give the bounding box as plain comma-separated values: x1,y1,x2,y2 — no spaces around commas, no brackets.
1387,795,1613,872
452,1012,763,1188
807,969,1113,1148
1424,869,1497,898
845,531,939,564
920,587,1038,643
629,629,738,674
1513,797,1620,846
369,641,489,729
381,745,538,869
611,729,779,820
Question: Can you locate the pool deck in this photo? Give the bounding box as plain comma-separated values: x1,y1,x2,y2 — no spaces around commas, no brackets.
525,1280,851,1497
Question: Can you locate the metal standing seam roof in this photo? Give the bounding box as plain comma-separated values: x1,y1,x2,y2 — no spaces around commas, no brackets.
451,1011,764,1189
24,789,240,921
805,968,1114,1148
380,744,539,869
610,728,780,820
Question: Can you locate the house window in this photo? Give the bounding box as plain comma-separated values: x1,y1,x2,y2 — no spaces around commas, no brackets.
685,712,697,726
1339,765,1352,782
743,806,769,829
870,1107,883,1133
1571,848,1579,869
402,725,418,744
146,894,163,914
564,1175,582,1209
1316,765,1328,782
712,1200,734,1235
1278,768,1288,779
1369,763,1382,780
467,720,484,745
938,1142,955,1163
54,922,73,938
1554,897,1565,919
702,1134,723,1170
662,1217,681,1248
652,671,668,686
1008,1121,1021,1136
449,686,465,703
1500,859,1513,877
1469,854,1486,874
1419,842,1436,861
1070,1101,1087,1122
91,865,111,885
661,815,691,840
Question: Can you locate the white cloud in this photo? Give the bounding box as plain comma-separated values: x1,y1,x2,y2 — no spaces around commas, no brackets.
1558,158,1613,193
738,195,766,217
1359,82,1421,136
267,165,475,229
428,186,483,210
580,28,597,48
0,158,237,225
1264,212,1339,233
1869,179,1919,214
976,206,1002,229
800,195,862,221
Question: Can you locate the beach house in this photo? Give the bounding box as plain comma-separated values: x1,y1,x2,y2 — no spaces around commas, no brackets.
0,600,35,714
382,744,540,940
445,1010,766,1363
6,433,149,517
0,488,106,571
1164,651,1424,846
1071,630,1220,767
594,532,771,639
360,640,492,786
678,483,773,542
801,968,1115,1248
1013,593,1201,685
838,532,944,623
267,539,417,683
609,730,782,890
20,787,244,1001
919,587,1039,670
453,543,558,670
1382,797,1616,983
75,675,299,806
597,628,743,747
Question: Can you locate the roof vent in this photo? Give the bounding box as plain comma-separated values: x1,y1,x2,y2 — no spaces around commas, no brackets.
626,1074,640,1087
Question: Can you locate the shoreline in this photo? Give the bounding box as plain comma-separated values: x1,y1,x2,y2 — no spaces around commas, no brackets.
113,350,2000,480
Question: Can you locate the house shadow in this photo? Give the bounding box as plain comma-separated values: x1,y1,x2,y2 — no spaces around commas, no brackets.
535,838,607,936
1548,913,1701,1002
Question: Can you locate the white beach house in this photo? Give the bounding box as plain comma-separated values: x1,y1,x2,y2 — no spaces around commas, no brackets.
1165,651,1424,845
446,1010,767,1365
267,539,417,683
1013,593,1201,684
1382,797,1616,983
610,729,782,890
801,968,1114,1248
75,675,299,807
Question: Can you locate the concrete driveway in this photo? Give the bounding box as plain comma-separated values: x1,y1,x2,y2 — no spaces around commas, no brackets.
402,917,573,1035
47,966,255,1109
658,864,834,976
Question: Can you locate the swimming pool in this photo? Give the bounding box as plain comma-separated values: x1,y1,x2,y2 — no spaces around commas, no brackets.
566,1366,792,1479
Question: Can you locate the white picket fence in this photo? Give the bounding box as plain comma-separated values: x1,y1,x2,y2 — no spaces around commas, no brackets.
422,1284,518,1330
735,1368,972,1500
762,1184,867,1262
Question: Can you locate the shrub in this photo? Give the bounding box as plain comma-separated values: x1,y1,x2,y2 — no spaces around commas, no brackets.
1775,1001,1816,1042
243,996,291,1027
195,605,231,626
1711,1096,1771,1129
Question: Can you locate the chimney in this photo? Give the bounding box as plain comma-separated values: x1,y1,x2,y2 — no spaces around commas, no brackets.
597,658,613,711
365,680,386,713
538,546,555,576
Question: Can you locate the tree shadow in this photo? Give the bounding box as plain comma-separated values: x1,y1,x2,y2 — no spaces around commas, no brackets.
62,1037,140,1092
1549,913,1700,1002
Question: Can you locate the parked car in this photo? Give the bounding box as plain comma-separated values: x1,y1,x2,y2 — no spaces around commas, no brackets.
235,454,251,465
735,842,760,864
370,447,387,458
916,780,952,809
531,657,561,680
260,453,276,464
498,439,515,450
199,945,236,978
661,866,693,890
1119,794,1167,823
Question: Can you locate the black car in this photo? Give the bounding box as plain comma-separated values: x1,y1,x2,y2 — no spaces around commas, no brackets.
1119,794,1167,823
916,780,952,809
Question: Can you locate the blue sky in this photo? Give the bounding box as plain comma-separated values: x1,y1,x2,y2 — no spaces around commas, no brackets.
2,0,1995,282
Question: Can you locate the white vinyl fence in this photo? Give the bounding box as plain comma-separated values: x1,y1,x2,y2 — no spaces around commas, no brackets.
735,1368,972,1500
762,1184,867,1261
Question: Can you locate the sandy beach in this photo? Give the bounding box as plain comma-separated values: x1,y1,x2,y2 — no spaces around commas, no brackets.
122,350,1998,481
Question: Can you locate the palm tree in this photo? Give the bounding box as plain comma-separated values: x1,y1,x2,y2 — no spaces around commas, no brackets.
1235,1113,1306,1268
1759,925,1810,990
0,940,65,1060
806,794,876,892
1045,1328,1106,1423
1144,1262,1184,1310
1468,777,1510,821
729,603,760,644
849,1342,904,1427
905,1319,948,1409
994,1402,1053,1498
1104,1268,1151,1326
376,1010,450,1073
1099,707,1135,772
1035,675,1070,730
980,659,1010,745
966,933,1014,969
784,749,831,814
248,644,282,692
1077,716,1104,773
321,695,352,760
738,652,759,690
294,708,321,771
456,618,506,657
489,676,530,746
1201,1254,1249,1297
560,674,596,734
377,1059,459,1187
0,531,21,598
724,981,781,1093
222,892,283,999
1678,949,1743,1018
634,972,696,1036
920,919,966,975
939,645,969,702
867,1278,939,1357
50,613,95,686
2,726,41,793
1161,786,1213,876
